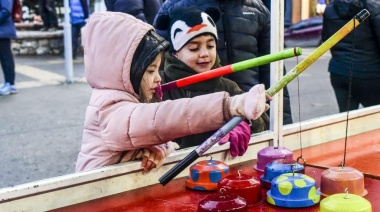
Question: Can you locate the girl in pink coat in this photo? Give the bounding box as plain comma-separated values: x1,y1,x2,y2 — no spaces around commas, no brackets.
75,12,269,172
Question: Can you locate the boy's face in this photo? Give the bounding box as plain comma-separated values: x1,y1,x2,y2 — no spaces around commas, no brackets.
173,34,216,73
140,54,162,102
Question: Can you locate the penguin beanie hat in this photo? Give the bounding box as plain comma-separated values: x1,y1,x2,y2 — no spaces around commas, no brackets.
155,6,220,53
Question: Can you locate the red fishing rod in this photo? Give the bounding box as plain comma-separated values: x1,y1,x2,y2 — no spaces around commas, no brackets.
161,48,302,92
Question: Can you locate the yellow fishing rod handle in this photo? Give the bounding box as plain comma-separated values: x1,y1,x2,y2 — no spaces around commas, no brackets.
266,9,370,97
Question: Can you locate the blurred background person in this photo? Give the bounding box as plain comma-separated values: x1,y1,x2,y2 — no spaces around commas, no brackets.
38,0,58,31
316,0,327,16
322,0,380,112
262,0,293,28
0,0,17,95
70,0,90,59
104,0,162,25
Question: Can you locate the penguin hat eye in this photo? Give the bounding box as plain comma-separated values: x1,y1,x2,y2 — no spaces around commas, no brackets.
173,28,183,40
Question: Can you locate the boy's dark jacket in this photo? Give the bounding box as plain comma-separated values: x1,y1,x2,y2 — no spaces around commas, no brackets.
161,52,269,149
104,0,162,25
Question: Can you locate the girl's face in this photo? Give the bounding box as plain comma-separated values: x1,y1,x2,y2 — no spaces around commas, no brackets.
173,34,216,73
140,54,162,102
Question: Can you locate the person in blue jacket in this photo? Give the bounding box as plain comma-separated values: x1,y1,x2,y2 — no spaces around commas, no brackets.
70,0,90,59
0,0,17,95
322,0,380,112
153,0,293,124
104,0,162,25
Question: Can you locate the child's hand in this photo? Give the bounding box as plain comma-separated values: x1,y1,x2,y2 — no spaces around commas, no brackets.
141,142,180,172
141,148,158,172
218,121,251,157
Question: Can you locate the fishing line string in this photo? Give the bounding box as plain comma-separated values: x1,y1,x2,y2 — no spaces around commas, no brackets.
296,55,303,160
343,17,357,167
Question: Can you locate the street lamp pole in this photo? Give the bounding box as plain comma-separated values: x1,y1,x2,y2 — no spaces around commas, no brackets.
63,0,73,83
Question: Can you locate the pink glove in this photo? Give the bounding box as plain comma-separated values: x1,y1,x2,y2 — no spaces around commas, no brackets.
154,82,163,101
218,121,251,157
228,84,268,120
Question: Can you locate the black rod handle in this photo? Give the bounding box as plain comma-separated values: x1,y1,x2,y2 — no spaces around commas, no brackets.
159,150,199,186
159,116,244,186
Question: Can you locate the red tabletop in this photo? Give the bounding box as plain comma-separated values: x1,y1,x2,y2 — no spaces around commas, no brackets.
54,164,380,212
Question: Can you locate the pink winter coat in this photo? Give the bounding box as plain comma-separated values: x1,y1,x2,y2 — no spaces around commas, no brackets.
75,12,231,172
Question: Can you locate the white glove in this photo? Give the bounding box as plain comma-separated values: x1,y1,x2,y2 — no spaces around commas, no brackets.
228,84,268,120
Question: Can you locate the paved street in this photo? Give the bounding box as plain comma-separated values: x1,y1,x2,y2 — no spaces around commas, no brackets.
0,47,337,188
0,55,90,188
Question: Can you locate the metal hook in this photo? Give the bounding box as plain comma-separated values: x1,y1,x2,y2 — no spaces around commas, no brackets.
344,188,350,199
297,156,306,165
341,161,345,170
291,164,295,177
219,188,226,195
206,155,214,165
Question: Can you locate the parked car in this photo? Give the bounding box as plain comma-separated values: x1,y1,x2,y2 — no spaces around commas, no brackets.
284,17,323,47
